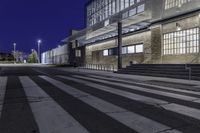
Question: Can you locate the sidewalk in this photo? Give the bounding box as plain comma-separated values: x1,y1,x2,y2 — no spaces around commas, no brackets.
57,67,200,86
0,64,54,67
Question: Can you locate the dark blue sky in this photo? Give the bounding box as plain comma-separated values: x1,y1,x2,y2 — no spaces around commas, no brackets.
0,0,88,53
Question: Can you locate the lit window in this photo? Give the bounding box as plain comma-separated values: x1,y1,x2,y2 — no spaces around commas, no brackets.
76,50,81,57
128,46,135,53
122,47,128,54
129,8,136,16
163,27,199,55
122,11,129,19
137,4,145,13
130,0,135,6
103,49,108,56
125,0,129,8
120,0,125,11
136,44,144,53
165,0,192,10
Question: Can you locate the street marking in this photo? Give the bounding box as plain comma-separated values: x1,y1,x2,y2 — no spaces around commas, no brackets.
58,76,168,106
0,77,7,118
162,103,200,121
59,75,200,121
88,75,200,96
40,76,182,133
19,76,89,133
73,75,200,102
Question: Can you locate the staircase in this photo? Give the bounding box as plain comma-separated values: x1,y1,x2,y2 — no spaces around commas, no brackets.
117,64,200,80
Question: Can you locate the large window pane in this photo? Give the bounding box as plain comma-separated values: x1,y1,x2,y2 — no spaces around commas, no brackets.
103,50,109,56
136,44,144,53
137,4,145,13
122,47,128,54
128,46,135,53
163,27,199,55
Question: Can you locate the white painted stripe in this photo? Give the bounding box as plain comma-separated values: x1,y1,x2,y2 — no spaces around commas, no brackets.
58,76,168,106
19,76,89,133
40,76,182,133
58,75,200,121
0,77,7,118
88,75,200,96
73,75,200,102
163,103,200,121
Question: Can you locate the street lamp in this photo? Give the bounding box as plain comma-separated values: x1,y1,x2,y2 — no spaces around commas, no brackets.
13,43,16,64
37,39,41,63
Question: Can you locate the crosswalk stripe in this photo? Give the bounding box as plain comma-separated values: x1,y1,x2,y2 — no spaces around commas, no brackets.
59,75,200,121
58,76,168,106
73,75,200,103
88,75,200,96
19,76,89,133
0,77,7,118
40,75,182,133
162,103,200,121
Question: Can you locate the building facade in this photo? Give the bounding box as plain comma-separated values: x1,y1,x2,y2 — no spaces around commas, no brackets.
42,44,69,65
63,0,200,69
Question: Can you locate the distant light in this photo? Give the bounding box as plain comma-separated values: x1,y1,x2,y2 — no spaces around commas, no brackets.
130,28,135,32
176,23,182,31
38,39,42,43
13,43,16,46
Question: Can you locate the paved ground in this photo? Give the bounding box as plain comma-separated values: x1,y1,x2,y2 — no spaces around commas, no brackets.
1,65,200,133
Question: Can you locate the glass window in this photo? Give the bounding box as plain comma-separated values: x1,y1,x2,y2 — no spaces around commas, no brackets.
128,46,135,53
165,0,192,10
76,50,81,57
87,0,146,27
129,8,136,16
122,11,129,19
103,49,109,56
136,44,144,53
163,27,199,55
130,0,135,6
125,0,129,8
122,47,128,54
137,4,145,13
120,0,125,11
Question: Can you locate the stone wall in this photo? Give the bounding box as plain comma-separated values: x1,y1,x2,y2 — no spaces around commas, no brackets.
85,31,151,68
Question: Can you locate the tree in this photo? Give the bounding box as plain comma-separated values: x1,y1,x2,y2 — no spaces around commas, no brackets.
12,51,24,63
28,49,38,63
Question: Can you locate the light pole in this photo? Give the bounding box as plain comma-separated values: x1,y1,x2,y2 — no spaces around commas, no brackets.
37,39,41,63
13,43,16,64
118,21,122,70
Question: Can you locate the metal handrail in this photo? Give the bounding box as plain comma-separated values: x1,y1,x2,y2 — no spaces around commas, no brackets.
78,64,115,72
185,64,192,80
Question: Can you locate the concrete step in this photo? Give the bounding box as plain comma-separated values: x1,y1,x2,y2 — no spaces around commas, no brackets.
125,68,189,72
117,71,190,79
117,64,199,80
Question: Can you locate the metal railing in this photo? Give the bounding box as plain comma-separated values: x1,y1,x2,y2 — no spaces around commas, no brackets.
185,64,192,80
184,52,200,80
78,64,115,72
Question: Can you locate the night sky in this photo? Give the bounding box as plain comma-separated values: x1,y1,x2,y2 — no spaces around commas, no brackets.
0,0,88,54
